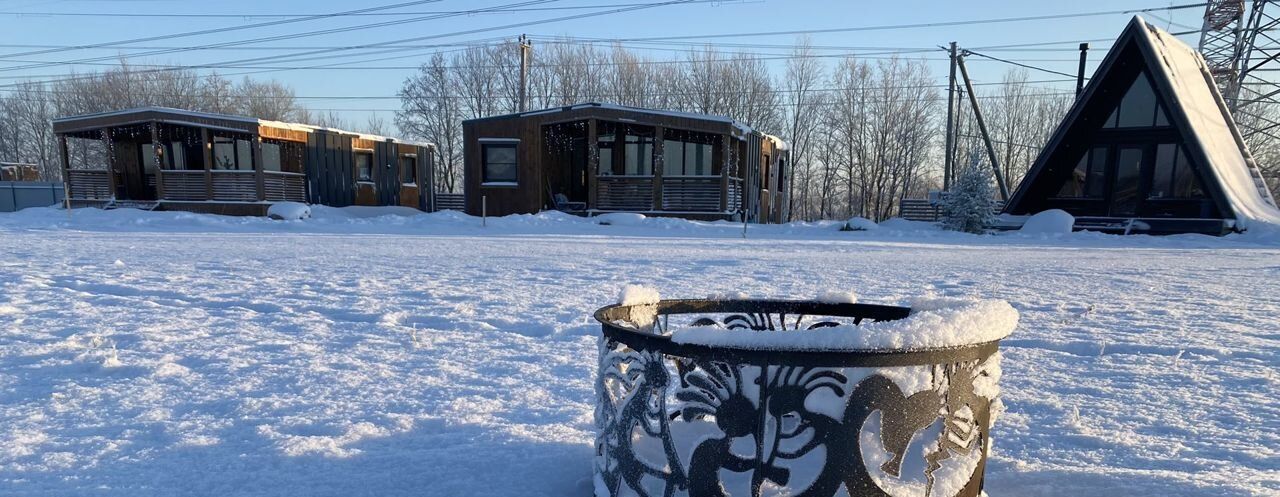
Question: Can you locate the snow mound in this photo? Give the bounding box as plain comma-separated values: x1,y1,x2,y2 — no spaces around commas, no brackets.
267,202,311,221
671,297,1017,351
843,217,878,231
1020,209,1075,234
617,285,660,306
595,213,646,226
816,290,859,304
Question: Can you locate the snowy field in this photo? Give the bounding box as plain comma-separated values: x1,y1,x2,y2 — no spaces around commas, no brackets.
0,207,1276,496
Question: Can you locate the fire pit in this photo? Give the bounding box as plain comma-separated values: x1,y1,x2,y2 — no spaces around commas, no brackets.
592,296,1016,497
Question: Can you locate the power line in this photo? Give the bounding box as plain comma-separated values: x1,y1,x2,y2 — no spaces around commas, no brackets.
962,49,1081,78
0,1,701,88
0,0,453,60
0,1,743,19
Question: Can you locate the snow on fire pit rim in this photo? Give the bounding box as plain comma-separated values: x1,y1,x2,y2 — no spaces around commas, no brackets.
645,296,1020,352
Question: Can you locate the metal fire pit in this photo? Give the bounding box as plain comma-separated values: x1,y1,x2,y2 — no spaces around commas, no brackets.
593,299,1003,497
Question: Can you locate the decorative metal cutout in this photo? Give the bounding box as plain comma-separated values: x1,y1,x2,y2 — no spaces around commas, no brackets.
594,300,1003,497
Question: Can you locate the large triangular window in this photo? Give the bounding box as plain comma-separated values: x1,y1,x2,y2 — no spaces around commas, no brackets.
1102,72,1169,129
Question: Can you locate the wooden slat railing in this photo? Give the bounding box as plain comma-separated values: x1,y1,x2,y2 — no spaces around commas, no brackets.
66,169,112,200
898,198,1006,222
263,171,306,202
597,176,654,211
161,171,207,201
661,176,722,212
728,177,743,213
434,192,465,211
210,171,259,202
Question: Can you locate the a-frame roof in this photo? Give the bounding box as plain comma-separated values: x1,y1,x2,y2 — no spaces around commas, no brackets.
1005,16,1280,230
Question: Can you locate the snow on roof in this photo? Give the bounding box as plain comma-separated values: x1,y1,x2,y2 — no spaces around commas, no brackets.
1136,17,1280,228
763,133,789,151
479,102,761,135
54,107,433,149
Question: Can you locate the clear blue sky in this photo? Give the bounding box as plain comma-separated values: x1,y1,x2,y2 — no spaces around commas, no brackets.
0,0,1208,131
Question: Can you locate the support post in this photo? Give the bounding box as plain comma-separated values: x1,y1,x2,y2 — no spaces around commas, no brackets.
956,51,1010,201
518,34,531,113
652,126,664,211
944,42,958,191
719,135,730,214
101,128,117,200
58,134,69,192
202,128,214,200
151,121,166,200
253,136,265,201
587,119,598,210
1076,43,1090,97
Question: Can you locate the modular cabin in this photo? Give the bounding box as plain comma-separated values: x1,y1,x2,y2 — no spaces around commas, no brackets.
462,103,790,222
1003,16,1280,235
0,162,39,182
55,107,436,216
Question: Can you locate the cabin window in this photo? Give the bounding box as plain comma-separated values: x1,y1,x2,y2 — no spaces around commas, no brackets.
139,143,159,174
262,142,281,172
169,141,187,170
1150,143,1205,199
663,130,718,176
1056,147,1108,198
481,143,518,183
401,155,417,185
211,136,254,170
597,122,654,176
355,150,374,182
1103,73,1167,129
1111,147,1144,216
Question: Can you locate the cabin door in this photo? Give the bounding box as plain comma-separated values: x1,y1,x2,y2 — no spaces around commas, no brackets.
1108,145,1144,217
116,142,156,201
567,137,589,202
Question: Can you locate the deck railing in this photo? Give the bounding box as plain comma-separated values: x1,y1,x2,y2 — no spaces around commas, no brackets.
661,176,722,212
596,176,655,211
161,170,207,201
66,169,113,200
434,192,465,211
263,171,306,202
210,170,259,202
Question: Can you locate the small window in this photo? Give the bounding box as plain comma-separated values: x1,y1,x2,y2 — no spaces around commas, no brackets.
1151,144,1205,199
400,155,417,185
262,142,282,172
355,150,374,182
482,143,518,183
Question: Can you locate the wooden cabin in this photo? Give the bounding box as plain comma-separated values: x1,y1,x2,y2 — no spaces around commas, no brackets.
55,107,436,216
0,162,40,182
1004,17,1280,235
461,103,790,222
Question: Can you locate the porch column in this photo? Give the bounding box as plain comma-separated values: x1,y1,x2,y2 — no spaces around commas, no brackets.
58,135,69,185
652,126,664,211
719,134,730,213
587,119,598,210
253,136,265,201
150,121,166,200
202,128,214,199
101,128,117,200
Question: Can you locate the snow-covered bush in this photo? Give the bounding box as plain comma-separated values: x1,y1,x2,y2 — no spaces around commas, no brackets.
941,157,997,234
267,202,311,221
841,217,877,232
1021,209,1075,234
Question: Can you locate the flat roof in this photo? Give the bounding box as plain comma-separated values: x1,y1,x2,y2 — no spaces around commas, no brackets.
463,102,756,134
54,106,433,148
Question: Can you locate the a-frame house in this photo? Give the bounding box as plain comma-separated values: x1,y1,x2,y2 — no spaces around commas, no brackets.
1003,16,1280,235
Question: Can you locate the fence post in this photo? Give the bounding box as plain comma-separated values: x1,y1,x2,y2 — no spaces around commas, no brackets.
482,195,487,227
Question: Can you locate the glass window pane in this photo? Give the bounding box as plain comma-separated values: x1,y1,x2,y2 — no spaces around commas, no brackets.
482,144,517,183
262,142,282,172
356,152,373,181
698,143,714,176
1150,143,1176,199
236,139,253,171
1087,147,1108,197
401,156,417,184
1154,105,1169,127
1057,153,1089,197
213,137,235,170
1112,147,1143,216
487,146,515,164
664,140,684,176
1103,108,1119,129
1118,74,1158,128
597,136,615,175
170,141,186,170
1172,147,1205,198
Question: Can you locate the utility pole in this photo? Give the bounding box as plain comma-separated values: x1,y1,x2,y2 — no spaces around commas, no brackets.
943,42,958,191
956,49,1010,201
518,34,532,113
1076,43,1090,97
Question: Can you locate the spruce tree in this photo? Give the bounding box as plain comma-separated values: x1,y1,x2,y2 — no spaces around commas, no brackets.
941,154,996,234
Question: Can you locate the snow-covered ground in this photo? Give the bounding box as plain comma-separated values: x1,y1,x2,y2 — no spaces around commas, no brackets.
0,207,1276,496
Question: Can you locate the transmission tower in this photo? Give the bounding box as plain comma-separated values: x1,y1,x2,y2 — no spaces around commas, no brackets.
1198,0,1247,104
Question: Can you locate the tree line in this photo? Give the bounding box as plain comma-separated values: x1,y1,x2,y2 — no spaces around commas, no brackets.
395,39,1085,220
